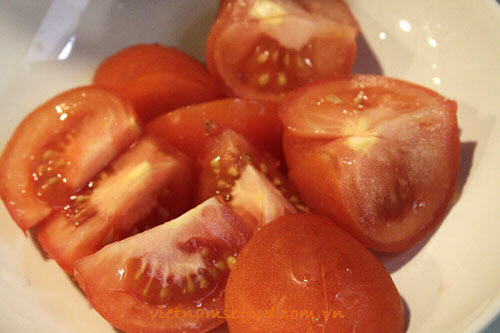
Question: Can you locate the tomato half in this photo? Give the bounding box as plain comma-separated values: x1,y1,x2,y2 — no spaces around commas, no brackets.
146,98,282,159
94,44,225,122
0,86,141,231
280,75,460,252
225,214,405,333
74,198,252,333
37,135,193,274
197,128,301,229
206,0,359,101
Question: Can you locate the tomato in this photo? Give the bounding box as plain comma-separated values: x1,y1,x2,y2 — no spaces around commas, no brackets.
280,75,460,252
146,98,282,159
94,44,225,122
37,135,193,274
206,0,359,101
225,214,405,333
74,198,252,333
196,128,300,229
0,86,141,231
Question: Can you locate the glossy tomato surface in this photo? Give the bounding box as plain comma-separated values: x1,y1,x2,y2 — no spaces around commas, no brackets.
206,0,359,101
38,135,193,274
225,214,404,333
94,44,225,122
146,98,282,159
281,75,460,252
0,86,141,231
74,198,252,333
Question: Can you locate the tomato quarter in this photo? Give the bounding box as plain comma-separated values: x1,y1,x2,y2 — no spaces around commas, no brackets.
74,198,252,333
280,75,460,252
206,0,359,101
197,128,302,229
0,86,141,231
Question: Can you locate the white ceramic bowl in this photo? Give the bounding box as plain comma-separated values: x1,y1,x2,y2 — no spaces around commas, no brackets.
0,1,499,332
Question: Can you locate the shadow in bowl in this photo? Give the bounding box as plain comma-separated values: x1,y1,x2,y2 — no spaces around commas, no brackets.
401,295,411,333
351,33,383,75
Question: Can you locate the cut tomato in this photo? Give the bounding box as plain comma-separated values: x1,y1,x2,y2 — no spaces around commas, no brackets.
226,214,404,333
0,86,141,231
206,0,359,101
197,128,301,228
94,44,225,122
74,198,252,333
281,75,460,252
37,135,193,274
146,98,282,159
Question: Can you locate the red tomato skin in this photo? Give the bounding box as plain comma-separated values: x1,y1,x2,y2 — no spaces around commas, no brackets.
0,86,141,231
94,43,223,96
146,98,282,159
225,214,405,333
280,76,460,252
206,0,359,101
74,198,253,333
94,44,226,122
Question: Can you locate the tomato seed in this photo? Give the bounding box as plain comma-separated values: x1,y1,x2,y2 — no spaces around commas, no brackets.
258,73,270,86
226,256,237,270
257,51,269,63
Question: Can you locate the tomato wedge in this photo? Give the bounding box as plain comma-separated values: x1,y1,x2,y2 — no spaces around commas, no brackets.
146,98,282,159
37,135,193,274
206,0,359,101
281,75,460,252
197,128,300,228
94,44,225,122
74,198,252,333
0,86,141,231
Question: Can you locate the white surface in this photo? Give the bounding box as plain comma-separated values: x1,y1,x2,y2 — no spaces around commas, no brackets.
0,1,499,332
